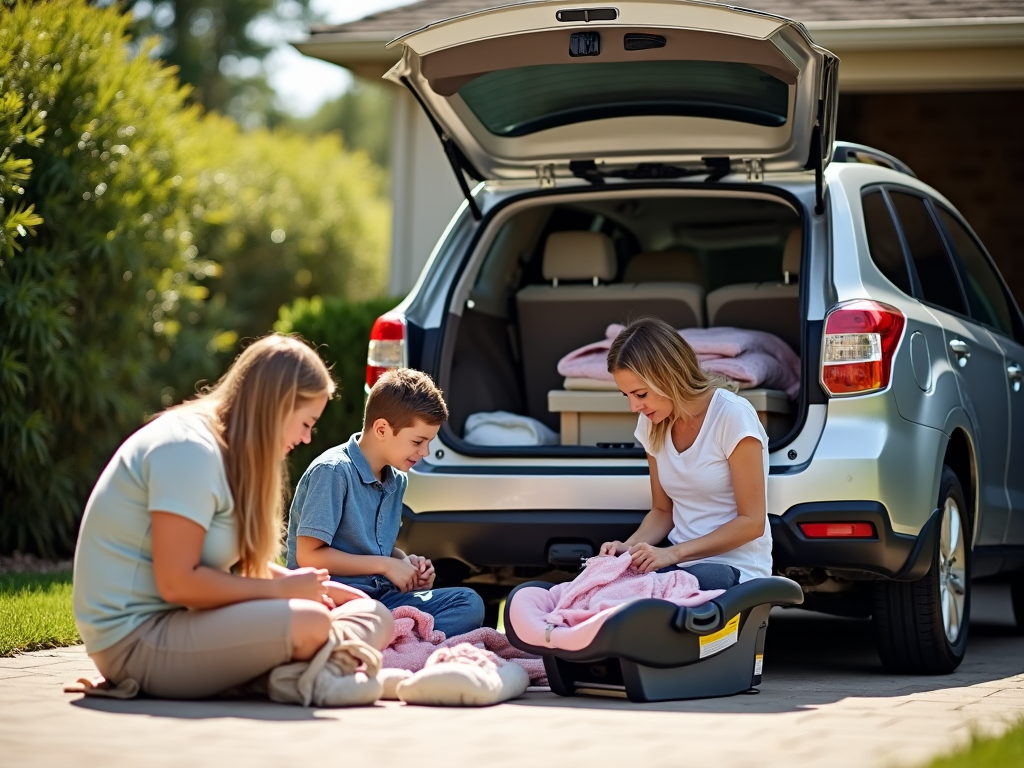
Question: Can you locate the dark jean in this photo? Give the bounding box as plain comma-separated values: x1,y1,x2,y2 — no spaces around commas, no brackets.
362,583,486,637
658,562,741,591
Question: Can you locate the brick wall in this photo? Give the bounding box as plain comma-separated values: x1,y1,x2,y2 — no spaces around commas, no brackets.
836,91,1024,306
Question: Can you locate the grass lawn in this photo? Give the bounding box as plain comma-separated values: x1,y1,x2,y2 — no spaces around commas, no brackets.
919,720,1024,768
0,571,79,657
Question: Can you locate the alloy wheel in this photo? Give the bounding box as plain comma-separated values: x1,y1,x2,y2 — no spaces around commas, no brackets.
938,497,967,644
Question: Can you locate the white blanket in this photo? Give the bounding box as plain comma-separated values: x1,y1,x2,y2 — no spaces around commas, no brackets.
464,411,559,446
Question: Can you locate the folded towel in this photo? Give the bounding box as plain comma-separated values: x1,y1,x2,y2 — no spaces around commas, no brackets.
464,410,559,446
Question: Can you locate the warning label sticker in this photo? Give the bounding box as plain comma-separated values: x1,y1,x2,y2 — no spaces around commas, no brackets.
754,654,764,676
698,614,740,659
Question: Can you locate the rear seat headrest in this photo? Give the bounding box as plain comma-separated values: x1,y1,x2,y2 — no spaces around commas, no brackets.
624,250,705,286
782,228,801,282
543,231,617,284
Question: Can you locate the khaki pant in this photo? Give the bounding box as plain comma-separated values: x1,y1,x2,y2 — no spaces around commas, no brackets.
90,598,392,700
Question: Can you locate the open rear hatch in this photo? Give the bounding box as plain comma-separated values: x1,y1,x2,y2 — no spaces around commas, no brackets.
385,0,838,193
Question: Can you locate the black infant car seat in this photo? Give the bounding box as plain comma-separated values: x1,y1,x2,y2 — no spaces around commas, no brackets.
504,576,804,702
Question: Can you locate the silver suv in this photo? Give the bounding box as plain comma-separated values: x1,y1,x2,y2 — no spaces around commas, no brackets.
364,0,1024,673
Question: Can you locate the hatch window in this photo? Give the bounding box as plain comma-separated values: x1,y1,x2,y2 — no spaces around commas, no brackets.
457,60,789,137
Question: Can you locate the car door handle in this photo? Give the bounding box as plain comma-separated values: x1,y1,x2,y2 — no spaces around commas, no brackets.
949,339,970,367
1009,362,1023,393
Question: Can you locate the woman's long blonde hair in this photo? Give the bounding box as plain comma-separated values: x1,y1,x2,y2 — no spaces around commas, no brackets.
607,316,718,453
175,334,335,577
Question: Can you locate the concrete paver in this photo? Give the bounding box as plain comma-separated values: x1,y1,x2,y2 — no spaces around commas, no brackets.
2,584,1022,768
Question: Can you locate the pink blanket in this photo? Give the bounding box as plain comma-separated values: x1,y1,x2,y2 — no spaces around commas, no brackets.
557,324,800,398
383,606,547,684
508,553,724,651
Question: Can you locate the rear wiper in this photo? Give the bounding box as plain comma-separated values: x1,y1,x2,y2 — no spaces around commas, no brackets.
570,157,731,185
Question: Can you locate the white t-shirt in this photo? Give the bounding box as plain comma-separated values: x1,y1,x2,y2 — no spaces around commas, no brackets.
634,388,772,582
73,410,238,653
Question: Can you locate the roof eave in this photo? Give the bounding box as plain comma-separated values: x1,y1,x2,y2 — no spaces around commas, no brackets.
292,17,1024,71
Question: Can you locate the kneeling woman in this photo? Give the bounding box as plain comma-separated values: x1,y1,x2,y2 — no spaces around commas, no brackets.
599,317,772,589
73,335,393,699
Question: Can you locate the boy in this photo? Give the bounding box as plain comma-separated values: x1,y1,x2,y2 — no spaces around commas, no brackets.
287,368,485,637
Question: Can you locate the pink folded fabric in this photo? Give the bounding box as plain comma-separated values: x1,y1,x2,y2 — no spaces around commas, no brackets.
383,606,547,685
557,323,801,397
508,553,724,651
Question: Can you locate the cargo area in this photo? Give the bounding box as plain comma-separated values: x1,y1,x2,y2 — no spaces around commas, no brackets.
438,191,807,454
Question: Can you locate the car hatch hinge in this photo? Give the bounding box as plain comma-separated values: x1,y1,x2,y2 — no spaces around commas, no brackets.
744,158,763,183
536,164,555,189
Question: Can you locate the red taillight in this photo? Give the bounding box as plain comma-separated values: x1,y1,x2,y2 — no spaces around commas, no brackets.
799,522,877,539
366,312,406,388
821,300,905,395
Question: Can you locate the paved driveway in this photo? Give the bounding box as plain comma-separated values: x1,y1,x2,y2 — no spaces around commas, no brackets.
3,584,1023,768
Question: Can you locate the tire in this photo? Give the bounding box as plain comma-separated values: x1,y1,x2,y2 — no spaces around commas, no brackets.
873,466,971,674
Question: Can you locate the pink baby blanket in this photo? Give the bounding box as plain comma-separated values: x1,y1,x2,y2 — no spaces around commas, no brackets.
508,553,724,652
557,324,800,397
384,606,547,684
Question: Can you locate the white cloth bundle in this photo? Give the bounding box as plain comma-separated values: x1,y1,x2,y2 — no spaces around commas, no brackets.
463,411,559,446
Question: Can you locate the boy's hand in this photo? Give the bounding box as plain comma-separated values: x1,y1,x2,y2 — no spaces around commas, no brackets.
382,557,419,592
407,555,435,589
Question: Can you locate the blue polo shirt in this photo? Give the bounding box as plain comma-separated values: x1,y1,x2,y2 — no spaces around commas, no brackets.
286,433,407,590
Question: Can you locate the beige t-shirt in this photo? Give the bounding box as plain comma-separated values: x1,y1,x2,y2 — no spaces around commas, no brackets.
73,409,237,653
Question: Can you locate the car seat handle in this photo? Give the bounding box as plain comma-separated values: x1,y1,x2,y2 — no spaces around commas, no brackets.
671,602,722,634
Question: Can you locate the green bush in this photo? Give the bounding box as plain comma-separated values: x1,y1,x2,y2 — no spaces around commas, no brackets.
179,114,388,346
0,0,390,555
0,0,216,555
152,114,391,407
274,295,399,478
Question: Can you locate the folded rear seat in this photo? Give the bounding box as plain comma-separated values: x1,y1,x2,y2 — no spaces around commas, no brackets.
705,228,802,350
516,232,704,428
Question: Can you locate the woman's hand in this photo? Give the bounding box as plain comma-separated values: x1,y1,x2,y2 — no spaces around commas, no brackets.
275,566,330,602
599,540,630,556
628,543,679,574
324,581,370,608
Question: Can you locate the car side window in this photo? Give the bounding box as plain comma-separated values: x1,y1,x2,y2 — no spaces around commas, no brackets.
936,208,1015,338
862,190,913,295
888,191,967,316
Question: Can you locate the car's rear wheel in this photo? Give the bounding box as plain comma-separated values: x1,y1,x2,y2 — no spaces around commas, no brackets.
873,466,970,674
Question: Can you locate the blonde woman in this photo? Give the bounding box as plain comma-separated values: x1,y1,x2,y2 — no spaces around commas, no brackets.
73,335,393,699
599,317,772,589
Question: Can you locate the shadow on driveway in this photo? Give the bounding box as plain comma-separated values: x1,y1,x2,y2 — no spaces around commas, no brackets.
507,582,1024,713
70,584,1024,719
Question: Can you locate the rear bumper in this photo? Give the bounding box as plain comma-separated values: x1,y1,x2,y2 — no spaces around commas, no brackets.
398,500,939,580
396,507,644,568
769,501,940,581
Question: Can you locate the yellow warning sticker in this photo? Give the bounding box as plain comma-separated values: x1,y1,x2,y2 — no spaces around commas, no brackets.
698,614,740,659
754,654,764,676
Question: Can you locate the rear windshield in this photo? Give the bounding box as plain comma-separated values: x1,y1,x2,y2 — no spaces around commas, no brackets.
457,61,789,137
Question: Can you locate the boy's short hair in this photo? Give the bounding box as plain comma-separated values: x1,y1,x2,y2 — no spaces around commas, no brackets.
364,368,448,433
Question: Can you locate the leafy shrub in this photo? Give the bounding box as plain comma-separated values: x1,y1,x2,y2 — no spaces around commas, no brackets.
0,0,215,555
180,114,388,347
151,113,391,407
0,0,390,555
274,295,399,478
